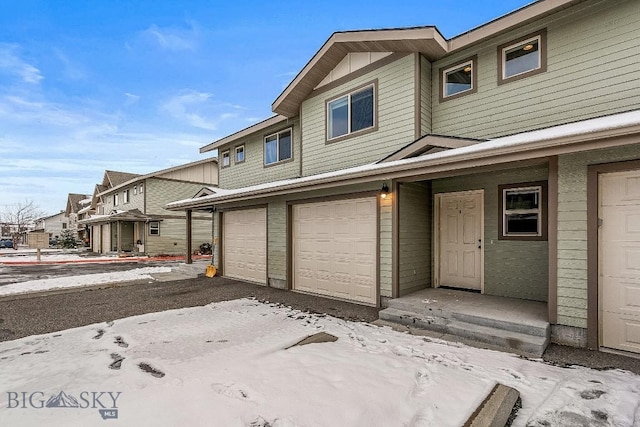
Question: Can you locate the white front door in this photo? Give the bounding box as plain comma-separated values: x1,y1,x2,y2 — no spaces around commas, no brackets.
437,190,483,291
600,169,640,353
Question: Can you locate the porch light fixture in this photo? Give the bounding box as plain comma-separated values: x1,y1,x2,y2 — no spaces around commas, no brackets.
380,183,390,199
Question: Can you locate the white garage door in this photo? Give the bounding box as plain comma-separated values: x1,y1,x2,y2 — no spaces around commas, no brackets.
600,169,640,353
223,208,267,285
293,197,377,305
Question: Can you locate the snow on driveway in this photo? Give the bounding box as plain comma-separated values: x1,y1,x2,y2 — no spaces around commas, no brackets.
1,299,639,426
0,266,172,297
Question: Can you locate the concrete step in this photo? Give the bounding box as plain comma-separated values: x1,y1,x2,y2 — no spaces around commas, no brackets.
452,311,550,338
378,307,549,357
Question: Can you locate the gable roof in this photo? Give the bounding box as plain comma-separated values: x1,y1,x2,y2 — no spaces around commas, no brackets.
377,134,484,163
65,193,91,216
272,0,584,117
103,170,141,189
200,115,289,153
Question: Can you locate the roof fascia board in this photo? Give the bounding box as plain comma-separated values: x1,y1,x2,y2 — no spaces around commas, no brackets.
448,0,582,52
200,115,288,153
167,122,640,210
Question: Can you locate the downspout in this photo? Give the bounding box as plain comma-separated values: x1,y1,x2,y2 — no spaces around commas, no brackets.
186,210,193,264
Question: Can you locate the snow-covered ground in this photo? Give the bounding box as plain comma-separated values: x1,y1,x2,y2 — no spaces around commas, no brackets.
0,247,119,263
0,266,172,296
1,298,639,426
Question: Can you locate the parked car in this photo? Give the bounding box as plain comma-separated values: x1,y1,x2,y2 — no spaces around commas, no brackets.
49,237,59,248
0,238,13,249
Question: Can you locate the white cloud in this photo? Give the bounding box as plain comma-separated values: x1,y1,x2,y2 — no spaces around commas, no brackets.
162,90,218,130
124,92,140,105
0,43,43,84
140,23,198,51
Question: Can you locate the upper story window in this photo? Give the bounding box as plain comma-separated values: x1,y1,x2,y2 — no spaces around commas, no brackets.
113,193,119,206
235,145,245,164
221,150,230,168
265,128,292,165
123,189,130,204
327,82,376,141
498,182,547,241
498,30,546,85
440,56,477,101
133,186,137,195
139,183,143,194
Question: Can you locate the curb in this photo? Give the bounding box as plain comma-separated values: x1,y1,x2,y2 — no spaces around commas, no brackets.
464,384,520,427
0,255,211,266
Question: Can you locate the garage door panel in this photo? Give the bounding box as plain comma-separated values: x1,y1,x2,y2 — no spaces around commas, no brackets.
293,197,377,305
601,169,640,353
223,208,267,285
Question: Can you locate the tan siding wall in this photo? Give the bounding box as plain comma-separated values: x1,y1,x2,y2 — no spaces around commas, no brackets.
301,54,416,176
432,0,640,138
380,195,393,298
101,185,144,214
157,160,218,186
398,182,432,296
420,55,432,136
145,218,212,256
146,179,210,215
557,144,640,329
219,117,301,189
268,201,287,280
432,164,549,301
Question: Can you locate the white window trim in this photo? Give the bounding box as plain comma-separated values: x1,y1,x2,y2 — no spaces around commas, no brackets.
264,127,293,166
139,183,144,194
123,189,130,204
221,150,230,168
501,35,542,80
502,185,542,237
235,145,245,164
326,83,376,141
440,56,478,101
114,193,119,206
149,221,160,236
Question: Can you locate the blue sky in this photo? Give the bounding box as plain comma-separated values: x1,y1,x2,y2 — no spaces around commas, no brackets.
0,0,532,215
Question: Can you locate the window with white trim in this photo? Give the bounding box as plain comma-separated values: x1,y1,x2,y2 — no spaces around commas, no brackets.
123,189,130,204
149,221,160,236
441,57,476,100
498,30,546,85
113,193,119,206
139,183,143,193
221,150,230,167
134,185,137,195
327,83,375,140
499,183,547,240
235,145,245,163
264,128,292,165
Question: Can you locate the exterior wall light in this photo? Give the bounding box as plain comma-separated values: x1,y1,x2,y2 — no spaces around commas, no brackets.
380,182,390,199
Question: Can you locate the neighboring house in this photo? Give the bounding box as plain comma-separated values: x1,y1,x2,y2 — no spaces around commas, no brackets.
168,0,640,355
33,211,68,241
65,193,92,244
80,159,217,256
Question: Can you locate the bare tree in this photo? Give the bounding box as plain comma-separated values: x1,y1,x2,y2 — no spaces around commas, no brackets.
1,200,45,247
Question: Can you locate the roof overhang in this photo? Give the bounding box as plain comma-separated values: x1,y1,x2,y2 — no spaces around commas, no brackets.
168,110,640,211
200,115,288,153
272,27,447,117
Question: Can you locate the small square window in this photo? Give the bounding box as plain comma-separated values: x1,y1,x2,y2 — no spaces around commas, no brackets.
235,145,245,164
264,128,292,165
440,56,477,102
221,150,230,167
499,182,547,241
498,30,547,85
149,221,160,236
327,83,375,141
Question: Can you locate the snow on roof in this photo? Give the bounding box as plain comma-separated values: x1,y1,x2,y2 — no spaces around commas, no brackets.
168,109,640,210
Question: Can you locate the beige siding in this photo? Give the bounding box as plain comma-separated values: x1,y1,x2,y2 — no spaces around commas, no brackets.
432,164,549,301
219,117,301,189
145,218,212,256
268,201,287,280
398,182,431,296
432,0,640,138
146,178,210,215
301,54,417,176
380,195,393,298
557,144,640,328
101,184,144,214
157,160,218,186
420,55,432,136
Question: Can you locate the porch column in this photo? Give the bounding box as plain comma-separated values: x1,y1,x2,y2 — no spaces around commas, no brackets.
186,209,193,264
117,220,122,253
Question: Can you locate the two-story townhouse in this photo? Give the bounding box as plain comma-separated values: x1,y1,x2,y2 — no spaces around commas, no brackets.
169,0,640,356
65,193,92,243
81,159,217,257
33,211,68,242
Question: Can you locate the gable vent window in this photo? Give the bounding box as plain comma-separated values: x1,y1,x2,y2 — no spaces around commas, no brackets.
327,82,376,141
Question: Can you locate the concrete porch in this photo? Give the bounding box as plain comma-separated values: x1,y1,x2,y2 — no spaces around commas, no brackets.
377,288,550,357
